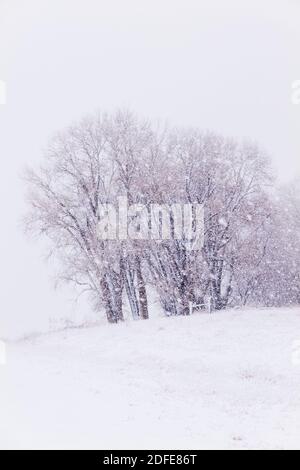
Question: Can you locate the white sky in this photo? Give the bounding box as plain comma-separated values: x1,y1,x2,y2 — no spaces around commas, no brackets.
0,0,300,338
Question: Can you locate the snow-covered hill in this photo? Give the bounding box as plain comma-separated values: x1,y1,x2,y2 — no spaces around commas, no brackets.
1,308,300,450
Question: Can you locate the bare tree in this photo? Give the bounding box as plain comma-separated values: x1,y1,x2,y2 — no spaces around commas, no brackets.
24,109,298,324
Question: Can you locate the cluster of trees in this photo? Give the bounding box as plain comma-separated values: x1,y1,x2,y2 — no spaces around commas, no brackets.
25,110,300,323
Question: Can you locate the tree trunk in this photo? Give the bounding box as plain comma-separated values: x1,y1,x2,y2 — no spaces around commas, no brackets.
136,256,149,319
100,272,124,323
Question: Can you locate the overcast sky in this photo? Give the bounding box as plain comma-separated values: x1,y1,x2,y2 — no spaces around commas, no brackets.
0,0,300,338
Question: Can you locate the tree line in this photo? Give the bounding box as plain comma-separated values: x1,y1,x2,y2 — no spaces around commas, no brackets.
24,110,300,323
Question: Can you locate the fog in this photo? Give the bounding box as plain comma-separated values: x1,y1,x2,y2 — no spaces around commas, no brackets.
0,0,299,338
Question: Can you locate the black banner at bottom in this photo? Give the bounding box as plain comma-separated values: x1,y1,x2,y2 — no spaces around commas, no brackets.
1,451,202,464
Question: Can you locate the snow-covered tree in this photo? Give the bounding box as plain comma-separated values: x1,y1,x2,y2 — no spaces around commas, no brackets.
24,110,299,323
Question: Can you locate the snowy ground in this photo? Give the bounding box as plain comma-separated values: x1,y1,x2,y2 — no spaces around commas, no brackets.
1,307,300,450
